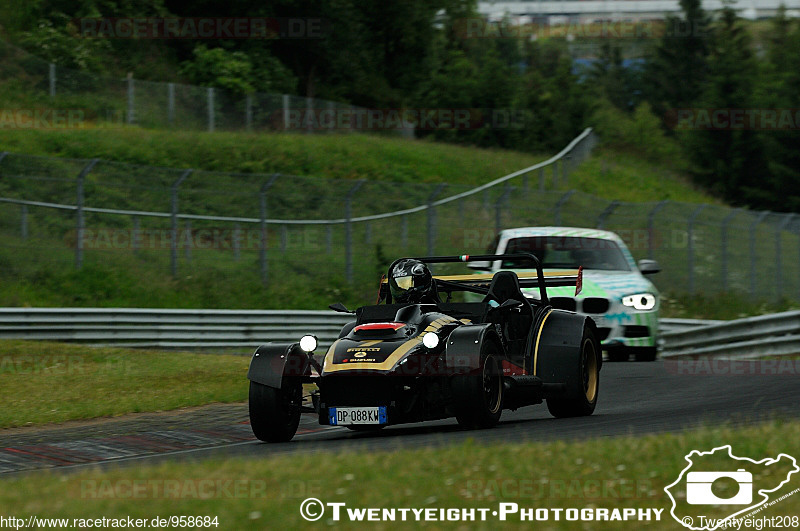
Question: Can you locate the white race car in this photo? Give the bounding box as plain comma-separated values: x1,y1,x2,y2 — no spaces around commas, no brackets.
472,227,661,361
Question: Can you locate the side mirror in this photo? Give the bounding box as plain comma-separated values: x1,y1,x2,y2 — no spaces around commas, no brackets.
638,259,661,275
329,302,355,314
500,298,523,309
467,260,492,272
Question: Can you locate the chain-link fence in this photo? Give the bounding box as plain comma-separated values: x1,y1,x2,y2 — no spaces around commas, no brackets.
1,128,798,303
0,41,387,135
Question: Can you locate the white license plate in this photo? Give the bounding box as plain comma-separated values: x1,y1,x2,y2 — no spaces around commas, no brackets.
329,406,387,425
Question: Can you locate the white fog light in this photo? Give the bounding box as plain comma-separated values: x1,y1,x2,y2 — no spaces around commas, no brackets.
299,335,318,353
422,332,440,349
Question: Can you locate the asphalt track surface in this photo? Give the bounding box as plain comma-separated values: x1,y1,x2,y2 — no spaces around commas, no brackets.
1,359,798,476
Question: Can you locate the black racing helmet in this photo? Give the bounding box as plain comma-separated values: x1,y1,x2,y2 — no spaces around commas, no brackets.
389,259,433,303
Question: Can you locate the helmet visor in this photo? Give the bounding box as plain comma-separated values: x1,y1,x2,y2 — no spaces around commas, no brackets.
393,275,414,290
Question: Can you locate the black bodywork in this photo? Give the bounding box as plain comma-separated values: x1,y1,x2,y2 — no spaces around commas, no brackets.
247,253,601,441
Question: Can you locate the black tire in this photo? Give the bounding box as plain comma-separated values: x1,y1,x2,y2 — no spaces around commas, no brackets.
451,340,504,429
249,379,302,442
547,325,600,418
633,347,658,362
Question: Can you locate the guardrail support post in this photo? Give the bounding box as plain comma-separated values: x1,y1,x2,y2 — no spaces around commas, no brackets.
720,208,741,292
646,200,668,260
170,169,193,278
749,211,770,298
233,223,241,261
687,204,708,294
427,183,447,259
345,180,365,283
495,183,512,234
259,174,279,285
776,214,794,301
554,190,575,226
75,159,99,270
596,200,619,229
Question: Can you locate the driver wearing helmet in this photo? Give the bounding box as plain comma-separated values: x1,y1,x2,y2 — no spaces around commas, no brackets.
388,259,439,304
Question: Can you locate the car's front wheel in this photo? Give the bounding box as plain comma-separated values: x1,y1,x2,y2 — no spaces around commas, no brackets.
452,340,504,429
249,379,302,442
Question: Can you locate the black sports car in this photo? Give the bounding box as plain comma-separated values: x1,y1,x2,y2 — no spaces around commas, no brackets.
247,253,601,442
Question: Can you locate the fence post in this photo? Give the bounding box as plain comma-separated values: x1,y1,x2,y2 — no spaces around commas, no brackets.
345,180,365,283
522,173,529,199
282,94,290,130
233,223,241,261
75,159,99,270
539,167,545,191
184,220,192,264
170,169,193,278
687,204,708,294
596,200,619,229
365,221,372,244
326,225,332,254
259,174,279,285
749,211,770,298
126,73,135,125
167,83,175,125
281,225,287,252
563,155,570,187
246,93,253,131
646,200,668,260
720,208,741,292
495,183,512,234
776,213,794,301
306,97,313,134
552,162,559,189
554,190,575,226
207,88,215,133
21,205,28,240
132,216,141,253
401,215,408,249
49,63,56,98
427,184,447,258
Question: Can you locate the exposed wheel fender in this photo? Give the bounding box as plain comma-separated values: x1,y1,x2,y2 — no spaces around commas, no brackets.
338,321,356,338
247,343,310,389
535,312,601,389
445,323,503,374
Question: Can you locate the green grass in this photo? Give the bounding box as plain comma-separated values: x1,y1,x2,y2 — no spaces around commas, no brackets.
0,420,798,528
0,340,249,428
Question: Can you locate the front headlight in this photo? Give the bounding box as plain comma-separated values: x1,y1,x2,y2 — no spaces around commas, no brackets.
622,293,657,311
422,332,440,349
299,334,318,353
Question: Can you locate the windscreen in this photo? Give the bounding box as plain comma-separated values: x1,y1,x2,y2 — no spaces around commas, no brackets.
502,236,631,271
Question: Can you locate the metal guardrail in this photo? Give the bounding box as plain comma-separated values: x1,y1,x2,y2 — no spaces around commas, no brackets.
660,311,800,359
0,308,353,351
2,309,795,359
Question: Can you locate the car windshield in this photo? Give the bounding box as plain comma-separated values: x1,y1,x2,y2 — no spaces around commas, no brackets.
502,236,631,271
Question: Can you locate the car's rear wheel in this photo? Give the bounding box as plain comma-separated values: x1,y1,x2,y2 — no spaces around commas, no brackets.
249,379,302,442
452,340,504,429
547,325,600,418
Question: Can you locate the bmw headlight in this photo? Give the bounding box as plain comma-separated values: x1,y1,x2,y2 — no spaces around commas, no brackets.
299,334,318,353
622,293,657,311
422,332,440,349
